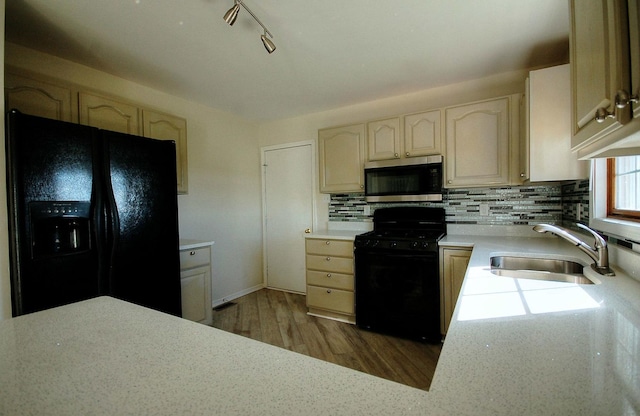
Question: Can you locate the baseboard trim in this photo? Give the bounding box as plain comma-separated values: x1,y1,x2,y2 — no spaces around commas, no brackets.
211,284,265,308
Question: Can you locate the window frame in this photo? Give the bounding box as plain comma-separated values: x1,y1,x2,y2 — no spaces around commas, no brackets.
592,158,640,242
607,157,640,221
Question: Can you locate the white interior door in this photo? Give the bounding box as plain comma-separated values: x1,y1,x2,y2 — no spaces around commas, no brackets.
262,142,315,293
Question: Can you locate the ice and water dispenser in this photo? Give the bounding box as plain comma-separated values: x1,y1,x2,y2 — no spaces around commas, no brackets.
29,201,91,258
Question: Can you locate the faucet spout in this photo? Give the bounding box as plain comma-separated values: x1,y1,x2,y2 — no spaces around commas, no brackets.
533,223,615,276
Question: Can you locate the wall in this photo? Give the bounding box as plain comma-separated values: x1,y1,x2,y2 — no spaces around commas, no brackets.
2,43,264,313
258,69,530,228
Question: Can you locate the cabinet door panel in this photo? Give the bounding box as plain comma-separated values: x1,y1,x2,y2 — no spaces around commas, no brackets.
5,74,73,122
318,124,365,193
142,110,188,194
440,248,471,334
404,110,442,156
570,0,631,149
445,98,510,187
181,267,208,323
79,92,140,135
367,118,401,161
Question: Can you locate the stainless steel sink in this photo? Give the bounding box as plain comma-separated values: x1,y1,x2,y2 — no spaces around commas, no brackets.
490,256,596,285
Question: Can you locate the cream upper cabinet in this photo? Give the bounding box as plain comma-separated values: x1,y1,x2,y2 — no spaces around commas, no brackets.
522,65,589,182
4,73,73,122
142,110,189,194
318,124,366,193
569,0,633,153
367,117,401,161
367,112,442,161
439,247,471,335
444,95,520,188
404,110,442,157
79,92,141,135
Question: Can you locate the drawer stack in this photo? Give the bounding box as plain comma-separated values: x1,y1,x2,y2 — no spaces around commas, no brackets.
305,238,355,324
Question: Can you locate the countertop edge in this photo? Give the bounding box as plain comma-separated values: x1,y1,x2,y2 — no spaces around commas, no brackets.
179,239,214,250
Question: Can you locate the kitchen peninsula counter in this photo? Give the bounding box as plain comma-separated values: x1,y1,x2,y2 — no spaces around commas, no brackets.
1,234,639,415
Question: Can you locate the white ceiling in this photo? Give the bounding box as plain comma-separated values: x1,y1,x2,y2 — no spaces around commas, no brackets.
5,0,570,121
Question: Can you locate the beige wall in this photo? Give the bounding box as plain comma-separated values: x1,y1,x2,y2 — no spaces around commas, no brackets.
2,43,264,314
258,69,529,227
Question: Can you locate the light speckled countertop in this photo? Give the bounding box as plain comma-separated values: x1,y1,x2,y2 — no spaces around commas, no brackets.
179,238,214,250
1,234,639,415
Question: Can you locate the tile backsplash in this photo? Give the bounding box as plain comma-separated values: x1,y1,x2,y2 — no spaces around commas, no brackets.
329,180,590,226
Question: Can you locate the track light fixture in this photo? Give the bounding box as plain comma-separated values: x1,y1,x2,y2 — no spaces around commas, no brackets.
223,0,276,54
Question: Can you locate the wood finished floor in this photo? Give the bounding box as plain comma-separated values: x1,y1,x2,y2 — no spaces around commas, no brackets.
210,288,442,391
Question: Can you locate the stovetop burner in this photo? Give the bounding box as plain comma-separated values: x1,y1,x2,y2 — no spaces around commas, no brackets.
354,207,446,252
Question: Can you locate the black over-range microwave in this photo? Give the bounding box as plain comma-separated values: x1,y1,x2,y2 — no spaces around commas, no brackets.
364,155,443,202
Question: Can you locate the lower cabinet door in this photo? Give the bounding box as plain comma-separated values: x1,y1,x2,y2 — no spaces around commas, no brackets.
307,285,354,314
180,267,209,323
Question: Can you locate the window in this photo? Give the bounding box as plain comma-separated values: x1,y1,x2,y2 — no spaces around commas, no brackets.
608,155,640,221
592,157,640,243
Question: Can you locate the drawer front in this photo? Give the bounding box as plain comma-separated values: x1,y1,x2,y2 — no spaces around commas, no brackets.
306,239,353,257
306,270,353,291
306,254,353,274
307,285,354,314
180,247,210,270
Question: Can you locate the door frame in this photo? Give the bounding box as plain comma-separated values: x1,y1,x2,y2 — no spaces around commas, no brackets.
260,140,317,289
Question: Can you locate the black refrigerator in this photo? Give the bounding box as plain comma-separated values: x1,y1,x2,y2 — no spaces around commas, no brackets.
5,110,182,317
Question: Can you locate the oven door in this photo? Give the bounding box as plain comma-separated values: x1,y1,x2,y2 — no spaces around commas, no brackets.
354,247,440,342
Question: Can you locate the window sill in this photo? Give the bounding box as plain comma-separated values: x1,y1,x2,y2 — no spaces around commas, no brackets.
591,217,640,244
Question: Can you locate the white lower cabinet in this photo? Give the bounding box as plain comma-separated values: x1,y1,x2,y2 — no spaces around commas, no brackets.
439,247,472,335
179,240,213,325
305,238,355,324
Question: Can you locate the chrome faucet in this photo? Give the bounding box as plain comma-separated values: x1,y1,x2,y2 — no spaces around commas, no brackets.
533,223,615,276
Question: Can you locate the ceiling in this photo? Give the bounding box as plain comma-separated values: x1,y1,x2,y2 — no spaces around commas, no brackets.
5,0,570,121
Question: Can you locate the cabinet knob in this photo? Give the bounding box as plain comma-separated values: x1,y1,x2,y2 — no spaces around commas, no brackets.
325,240,331,245
189,251,196,256
448,180,453,184
326,273,332,278
360,184,364,189
394,153,399,158
304,228,311,234
615,89,639,109
595,107,616,123
326,289,332,294
326,257,331,261
520,172,525,177
405,152,410,157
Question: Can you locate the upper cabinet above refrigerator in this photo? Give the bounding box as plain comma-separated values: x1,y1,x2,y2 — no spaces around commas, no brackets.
4,71,189,193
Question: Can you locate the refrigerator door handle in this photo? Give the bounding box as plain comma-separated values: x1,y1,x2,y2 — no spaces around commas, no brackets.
100,138,121,295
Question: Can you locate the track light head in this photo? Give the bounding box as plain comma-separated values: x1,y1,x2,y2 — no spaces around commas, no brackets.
223,2,240,25
223,0,276,54
261,32,276,54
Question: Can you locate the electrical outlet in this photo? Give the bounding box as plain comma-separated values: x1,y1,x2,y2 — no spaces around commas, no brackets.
480,203,489,216
576,203,582,221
